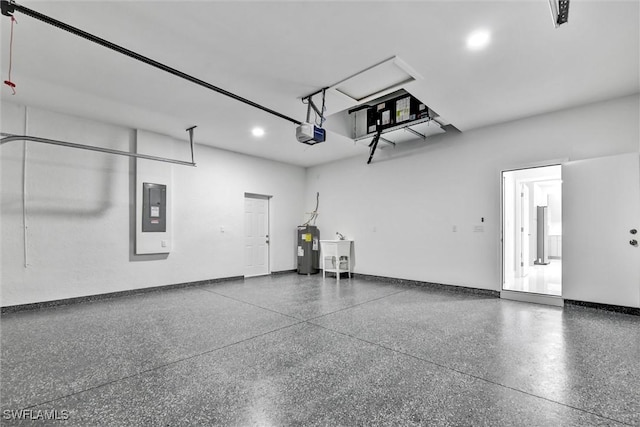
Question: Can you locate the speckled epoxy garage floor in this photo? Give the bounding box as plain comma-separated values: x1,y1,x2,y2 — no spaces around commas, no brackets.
1,274,639,426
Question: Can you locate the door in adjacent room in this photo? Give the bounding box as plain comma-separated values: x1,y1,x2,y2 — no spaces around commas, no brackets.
563,153,640,307
244,194,270,277
517,183,531,278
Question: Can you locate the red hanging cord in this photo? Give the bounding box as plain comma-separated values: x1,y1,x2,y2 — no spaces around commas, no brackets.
4,15,17,95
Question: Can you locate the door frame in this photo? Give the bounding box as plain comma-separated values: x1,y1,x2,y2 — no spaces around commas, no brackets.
244,192,272,277
499,160,566,306
517,182,530,278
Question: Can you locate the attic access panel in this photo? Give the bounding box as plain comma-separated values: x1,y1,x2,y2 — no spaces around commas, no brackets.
323,88,458,163
333,57,421,102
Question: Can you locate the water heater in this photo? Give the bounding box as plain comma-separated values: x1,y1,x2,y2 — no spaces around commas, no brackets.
297,225,320,274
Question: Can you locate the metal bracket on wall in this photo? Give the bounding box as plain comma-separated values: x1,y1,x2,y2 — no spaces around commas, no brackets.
302,88,328,127
380,137,395,147
0,133,197,167
403,127,426,140
186,126,197,165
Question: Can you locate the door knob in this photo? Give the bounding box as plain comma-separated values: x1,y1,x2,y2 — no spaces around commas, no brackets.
631,239,638,247
631,229,638,235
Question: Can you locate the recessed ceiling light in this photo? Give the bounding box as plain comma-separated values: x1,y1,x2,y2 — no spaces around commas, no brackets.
251,127,265,137
466,30,491,50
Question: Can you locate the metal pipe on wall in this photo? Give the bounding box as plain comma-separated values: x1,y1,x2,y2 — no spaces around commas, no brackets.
1,134,197,167
22,107,29,268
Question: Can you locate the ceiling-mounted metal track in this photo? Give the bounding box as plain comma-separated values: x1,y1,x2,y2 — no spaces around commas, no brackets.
0,0,302,126
0,134,197,167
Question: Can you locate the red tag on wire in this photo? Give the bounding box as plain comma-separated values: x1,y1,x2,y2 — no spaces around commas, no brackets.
5,15,17,95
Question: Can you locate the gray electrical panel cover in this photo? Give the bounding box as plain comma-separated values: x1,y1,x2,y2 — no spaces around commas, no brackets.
142,183,166,232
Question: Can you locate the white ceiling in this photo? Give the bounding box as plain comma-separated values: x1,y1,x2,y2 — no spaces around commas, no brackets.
1,1,638,167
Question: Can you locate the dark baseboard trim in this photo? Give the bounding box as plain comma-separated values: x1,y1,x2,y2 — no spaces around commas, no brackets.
1,275,244,315
564,299,639,316
354,274,639,316
352,273,500,298
271,269,297,275
5,272,636,317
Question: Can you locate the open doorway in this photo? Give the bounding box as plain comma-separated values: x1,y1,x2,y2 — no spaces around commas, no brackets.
502,165,562,297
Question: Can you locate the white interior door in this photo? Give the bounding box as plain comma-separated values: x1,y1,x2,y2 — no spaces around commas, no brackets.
502,172,516,287
563,153,640,307
244,195,270,277
519,184,530,277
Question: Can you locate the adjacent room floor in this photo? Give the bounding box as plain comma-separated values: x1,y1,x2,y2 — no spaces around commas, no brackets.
1,274,638,426
506,259,563,296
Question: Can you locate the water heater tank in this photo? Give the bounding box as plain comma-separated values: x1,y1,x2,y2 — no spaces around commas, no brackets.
297,225,320,274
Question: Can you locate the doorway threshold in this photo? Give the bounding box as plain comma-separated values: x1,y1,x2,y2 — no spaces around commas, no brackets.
500,290,564,307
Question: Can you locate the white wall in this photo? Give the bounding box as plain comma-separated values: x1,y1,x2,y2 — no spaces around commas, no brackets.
1,103,306,306
305,94,640,294
2,94,638,307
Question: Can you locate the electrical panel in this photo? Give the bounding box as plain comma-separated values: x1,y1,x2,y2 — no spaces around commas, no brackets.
142,182,166,232
366,93,430,134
